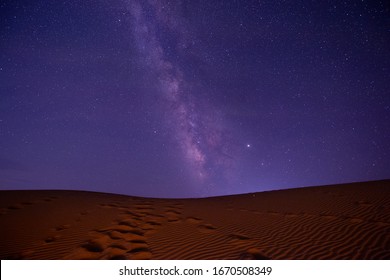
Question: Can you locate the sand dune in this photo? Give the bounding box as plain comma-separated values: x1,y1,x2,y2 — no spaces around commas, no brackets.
0,180,389,259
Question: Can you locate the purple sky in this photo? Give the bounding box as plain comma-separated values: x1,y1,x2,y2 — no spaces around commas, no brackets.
1,0,389,198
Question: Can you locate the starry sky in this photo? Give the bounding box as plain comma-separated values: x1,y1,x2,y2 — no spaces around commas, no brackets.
0,0,389,198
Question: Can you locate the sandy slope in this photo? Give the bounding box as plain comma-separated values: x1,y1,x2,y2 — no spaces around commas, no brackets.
0,180,389,259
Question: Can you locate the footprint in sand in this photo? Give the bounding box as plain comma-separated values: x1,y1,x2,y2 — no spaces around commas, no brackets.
7,204,23,210
197,224,217,233
98,224,145,235
72,220,153,260
165,209,181,215
164,204,182,212
118,219,138,227
127,246,149,254
229,233,251,240
98,203,110,208
107,203,121,208
82,235,111,253
109,243,129,251
44,235,61,243
55,224,71,231
21,201,35,206
135,211,154,218
144,221,164,233
125,210,148,219
167,218,181,223
240,248,270,260
105,251,127,260
107,231,125,240
79,233,127,259
120,211,164,234
186,217,202,224
184,217,218,234
146,221,162,226
173,202,184,207
134,206,154,211
147,213,165,220
164,209,182,223
74,211,89,222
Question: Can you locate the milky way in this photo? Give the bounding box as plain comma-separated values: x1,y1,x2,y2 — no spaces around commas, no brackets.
0,0,389,197
128,0,236,191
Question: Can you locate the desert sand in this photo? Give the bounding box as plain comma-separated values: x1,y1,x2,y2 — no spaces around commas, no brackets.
0,180,389,260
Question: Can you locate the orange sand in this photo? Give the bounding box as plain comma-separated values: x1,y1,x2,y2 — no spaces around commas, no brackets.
0,180,389,259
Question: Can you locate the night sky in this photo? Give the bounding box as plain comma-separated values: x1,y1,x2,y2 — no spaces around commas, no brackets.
1,0,389,198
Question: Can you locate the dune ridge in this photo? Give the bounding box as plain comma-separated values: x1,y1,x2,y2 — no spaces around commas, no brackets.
0,180,389,259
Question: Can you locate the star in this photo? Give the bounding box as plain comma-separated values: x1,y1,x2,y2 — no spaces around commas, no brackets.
0,0,388,198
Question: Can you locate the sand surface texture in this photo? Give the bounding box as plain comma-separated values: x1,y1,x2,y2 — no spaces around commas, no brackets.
1,180,389,259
